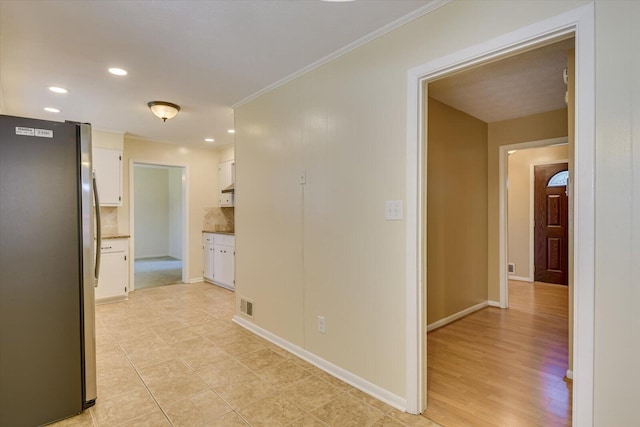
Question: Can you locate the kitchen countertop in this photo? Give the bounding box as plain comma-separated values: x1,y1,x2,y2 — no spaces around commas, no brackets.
202,230,235,235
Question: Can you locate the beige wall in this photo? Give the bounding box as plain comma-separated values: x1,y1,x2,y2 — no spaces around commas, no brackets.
218,145,235,162
594,2,640,424
120,136,220,281
507,145,569,280
92,129,123,150
426,98,488,324
235,0,586,399
487,109,568,300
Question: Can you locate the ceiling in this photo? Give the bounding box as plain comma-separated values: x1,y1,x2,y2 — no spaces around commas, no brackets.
0,0,434,148
429,38,575,123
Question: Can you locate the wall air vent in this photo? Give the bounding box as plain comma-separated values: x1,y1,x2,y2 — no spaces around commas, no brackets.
240,297,254,319
508,263,515,274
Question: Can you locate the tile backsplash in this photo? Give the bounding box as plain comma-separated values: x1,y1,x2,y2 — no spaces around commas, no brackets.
204,207,234,232
100,207,119,235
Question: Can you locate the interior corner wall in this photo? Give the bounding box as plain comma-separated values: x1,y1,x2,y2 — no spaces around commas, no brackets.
120,137,219,281
234,0,584,400
134,167,169,258
426,98,488,325
487,108,568,301
507,144,568,280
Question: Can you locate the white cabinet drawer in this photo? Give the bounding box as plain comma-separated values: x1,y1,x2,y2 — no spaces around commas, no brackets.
212,234,235,246
100,239,128,253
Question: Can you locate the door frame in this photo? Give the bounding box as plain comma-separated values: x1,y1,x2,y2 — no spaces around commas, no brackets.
500,137,568,306
404,4,594,424
129,160,190,290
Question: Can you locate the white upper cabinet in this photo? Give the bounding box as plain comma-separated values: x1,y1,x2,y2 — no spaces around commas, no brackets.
218,159,235,207
93,148,123,206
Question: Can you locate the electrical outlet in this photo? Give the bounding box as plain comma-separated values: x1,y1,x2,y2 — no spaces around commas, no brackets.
317,316,326,334
385,200,403,220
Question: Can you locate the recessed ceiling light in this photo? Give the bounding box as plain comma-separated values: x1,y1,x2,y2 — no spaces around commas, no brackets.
44,107,60,113
108,67,127,76
49,86,68,94
227,129,235,134
204,138,215,142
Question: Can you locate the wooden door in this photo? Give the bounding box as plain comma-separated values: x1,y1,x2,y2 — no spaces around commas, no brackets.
534,163,568,285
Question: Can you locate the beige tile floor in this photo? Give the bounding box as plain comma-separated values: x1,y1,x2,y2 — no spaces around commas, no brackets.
52,282,439,427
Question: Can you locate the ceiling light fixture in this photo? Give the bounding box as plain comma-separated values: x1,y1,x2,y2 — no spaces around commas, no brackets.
44,107,60,113
227,129,235,134
49,86,68,94
204,138,215,142
147,101,180,122
108,67,128,76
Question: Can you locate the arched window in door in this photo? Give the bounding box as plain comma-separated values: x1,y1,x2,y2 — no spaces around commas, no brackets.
547,170,568,187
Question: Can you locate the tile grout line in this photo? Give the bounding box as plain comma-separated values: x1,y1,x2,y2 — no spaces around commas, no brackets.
116,341,176,427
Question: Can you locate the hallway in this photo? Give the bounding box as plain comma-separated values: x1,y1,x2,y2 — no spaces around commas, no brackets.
425,281,571,426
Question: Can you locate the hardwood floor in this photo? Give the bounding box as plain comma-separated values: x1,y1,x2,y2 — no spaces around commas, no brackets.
424,281,571,427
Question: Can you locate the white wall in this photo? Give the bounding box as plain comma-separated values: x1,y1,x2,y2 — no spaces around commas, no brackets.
134,166,169,258
168,167,183,259
594,1,640,424
235,0,588,401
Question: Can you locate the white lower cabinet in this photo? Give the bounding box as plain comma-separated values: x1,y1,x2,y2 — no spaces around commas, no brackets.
203,234,214,281
95,238,129,303
203,233,235,290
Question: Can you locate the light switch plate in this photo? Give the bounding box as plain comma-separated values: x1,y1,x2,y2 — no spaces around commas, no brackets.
385,200,403,220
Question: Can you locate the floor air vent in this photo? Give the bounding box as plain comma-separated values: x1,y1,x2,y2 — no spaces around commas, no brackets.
240,298,254,318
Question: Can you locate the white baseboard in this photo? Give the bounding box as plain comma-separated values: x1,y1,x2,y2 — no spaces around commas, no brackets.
95,295,128,305
508,275,533,282
189,277,204,283
427,301,488,332
232,315,407,412
488,300,501,307
566,369,573,380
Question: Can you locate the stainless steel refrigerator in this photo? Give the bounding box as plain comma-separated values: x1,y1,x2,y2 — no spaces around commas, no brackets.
0,115,98,426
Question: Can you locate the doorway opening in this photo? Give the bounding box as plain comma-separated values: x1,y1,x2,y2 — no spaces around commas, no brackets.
405,5,595,424
131,163,187,290
423,35,574,420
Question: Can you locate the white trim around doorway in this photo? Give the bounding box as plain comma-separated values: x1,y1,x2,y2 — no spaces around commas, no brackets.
499,137,568,307
405,4,594,426
129,160,190,290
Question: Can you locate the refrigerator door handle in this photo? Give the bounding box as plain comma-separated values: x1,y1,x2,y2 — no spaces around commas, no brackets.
92,170,101,286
